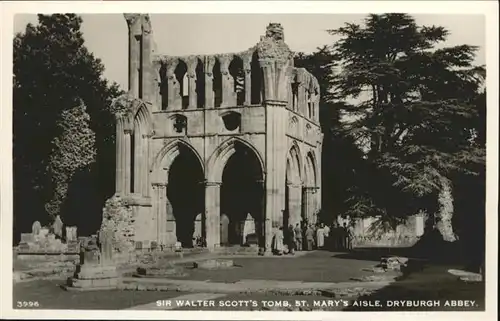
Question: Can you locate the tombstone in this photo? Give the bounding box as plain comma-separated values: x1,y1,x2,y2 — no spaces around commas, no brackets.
99,228,114,266
242,213,256,245
52,215,64,238
31,221,42,235
220,214,229,246
66,226,77,242
135,241,143,250
150,241,158,251
83,250,100,266
20,233,35,244
39,228,49,237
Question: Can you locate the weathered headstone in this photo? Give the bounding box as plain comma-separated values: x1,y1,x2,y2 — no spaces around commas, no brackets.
53,215,64,238
135,241,143,250
99,228,114,266
20,233,35,244
66,226,77,242
31,221,41,235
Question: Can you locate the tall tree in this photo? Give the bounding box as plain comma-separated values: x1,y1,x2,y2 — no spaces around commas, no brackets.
45,101,96,218
328,14,485,241
13,14,122,238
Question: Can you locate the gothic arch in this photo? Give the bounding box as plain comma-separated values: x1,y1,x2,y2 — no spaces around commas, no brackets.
151,139,204,184
286,142,303,185
304,150,318,188
207,137,265,183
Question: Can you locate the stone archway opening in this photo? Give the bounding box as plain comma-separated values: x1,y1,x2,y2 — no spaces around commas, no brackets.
166,146,205,248
220,143,264,246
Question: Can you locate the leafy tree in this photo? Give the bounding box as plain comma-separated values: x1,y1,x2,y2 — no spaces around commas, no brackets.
45,101,96,218
327,14,485,241
13,14,122,239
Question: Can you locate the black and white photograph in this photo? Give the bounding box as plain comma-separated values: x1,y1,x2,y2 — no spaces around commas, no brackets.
1,1,498,319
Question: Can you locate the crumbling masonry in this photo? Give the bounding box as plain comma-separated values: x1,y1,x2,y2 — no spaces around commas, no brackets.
110,14,323,253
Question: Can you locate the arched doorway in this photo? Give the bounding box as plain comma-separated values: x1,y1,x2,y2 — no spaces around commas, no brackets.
166,145,204,247
220,142,264,246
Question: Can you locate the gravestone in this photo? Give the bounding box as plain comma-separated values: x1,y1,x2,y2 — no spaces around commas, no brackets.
220,214,229,246
20,233,35,244
66,226,77,242
31,221,41,235
99,228,114,266
53,215,64,238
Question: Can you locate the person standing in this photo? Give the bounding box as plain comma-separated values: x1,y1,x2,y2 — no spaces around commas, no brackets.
287,224,295,255
305,225,314,251
273,226,284,255
294,223,302,251
323,223,330,249
342,222,353,250
316,223,325,249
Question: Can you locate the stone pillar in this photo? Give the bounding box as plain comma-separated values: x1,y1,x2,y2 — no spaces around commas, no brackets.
124,129,133,195
287,183,302,227
186,57,198,109
297,85,307,116
125,15,141,98
141,17,153,102
204,181,221,250
142,134,151,196
219,55,233,107
133,128,142,194
152,59,162,111
166,59,181,110
204,56,215,109
243,55,252,105
302,186,315,223
115,120,125,194
153,183,167,245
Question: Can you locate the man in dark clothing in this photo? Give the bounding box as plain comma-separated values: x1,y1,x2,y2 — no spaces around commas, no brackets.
305,225,314,251
287,224,295,254
294,223,302,251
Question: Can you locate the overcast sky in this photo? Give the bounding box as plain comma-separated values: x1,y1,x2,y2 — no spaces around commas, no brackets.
14,14,485,90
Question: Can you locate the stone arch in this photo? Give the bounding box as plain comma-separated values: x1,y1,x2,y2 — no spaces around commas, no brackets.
151,139,204,184
207,137,265,183
286,142,303,185
304,150,318,188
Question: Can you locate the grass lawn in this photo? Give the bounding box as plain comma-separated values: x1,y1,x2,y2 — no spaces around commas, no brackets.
171,250,378,283
13,279,187,310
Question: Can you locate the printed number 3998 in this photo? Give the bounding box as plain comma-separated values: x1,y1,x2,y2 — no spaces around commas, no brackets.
16,301,40,308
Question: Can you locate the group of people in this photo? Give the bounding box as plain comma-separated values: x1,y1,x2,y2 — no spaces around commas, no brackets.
272,220,353,255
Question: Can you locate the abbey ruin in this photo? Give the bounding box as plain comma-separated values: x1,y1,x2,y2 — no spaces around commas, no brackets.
110,14,322,253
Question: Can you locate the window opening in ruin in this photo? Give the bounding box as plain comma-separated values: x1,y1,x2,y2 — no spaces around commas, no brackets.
221,112,241,132
307,91,313,118
229,56,245,106
160,62,168,110
251,51,263,105
173,114,188,134
291,81,299,111
213,59,222,108
195,59,205,108
174,60,188,109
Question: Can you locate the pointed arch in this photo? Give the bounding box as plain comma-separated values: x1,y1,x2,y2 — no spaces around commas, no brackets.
286,141,303,185
304,150,318,188
151,139,204,184
207,137,265,183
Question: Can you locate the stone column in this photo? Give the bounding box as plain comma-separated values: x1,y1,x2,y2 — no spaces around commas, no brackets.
142,134,151,196
219,55,232,107
297,85,307,116
152,59,162,111
204,181,221,250
125,15,141,98
287,183,302,227
115,120,125,194
124,129,133,195
166,58,181,110
204,56,215,109
302,186,315,223
186,57,198,109
133,128,142,194
243,55,252,105
141,20,153,102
